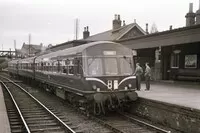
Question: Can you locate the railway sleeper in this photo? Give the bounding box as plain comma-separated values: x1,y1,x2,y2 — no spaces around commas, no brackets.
9,121,21,125
30,126,63,132
25,116,54,121
23,114,50,118
11,128,24,133
28,122,60,128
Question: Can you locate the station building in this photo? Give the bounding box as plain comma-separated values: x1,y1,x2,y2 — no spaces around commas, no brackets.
117,3,200,81
78,3,200,81
47,14,147,52
16,43,45,58
44,3,200,82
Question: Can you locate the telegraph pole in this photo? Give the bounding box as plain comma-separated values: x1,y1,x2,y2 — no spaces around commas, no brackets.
28,34,31,57
74,18,79,40
14,40,16,58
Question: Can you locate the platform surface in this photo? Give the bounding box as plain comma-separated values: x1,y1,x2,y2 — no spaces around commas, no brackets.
0,85,11,133
137,81,200,110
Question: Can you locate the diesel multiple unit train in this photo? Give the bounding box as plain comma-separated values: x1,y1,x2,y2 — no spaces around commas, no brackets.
8,41,138,115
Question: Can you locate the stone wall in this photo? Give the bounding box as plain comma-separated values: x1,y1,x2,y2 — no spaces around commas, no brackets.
130,98,200,133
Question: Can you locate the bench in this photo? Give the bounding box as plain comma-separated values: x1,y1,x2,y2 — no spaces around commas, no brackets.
176,69,200,81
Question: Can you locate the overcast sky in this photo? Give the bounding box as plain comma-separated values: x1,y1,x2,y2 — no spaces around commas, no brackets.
0,0,199,50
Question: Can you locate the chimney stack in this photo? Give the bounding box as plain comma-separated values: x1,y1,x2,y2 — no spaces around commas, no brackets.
145,23,149,34
189,3,193,13
196,0,200,24
185,3,195,26
112,14,122,30
83,26,90,39
123,20,126,26
118,15,120,20
169,25,173,30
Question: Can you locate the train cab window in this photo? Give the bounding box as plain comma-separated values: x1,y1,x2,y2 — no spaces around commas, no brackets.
120,57,133,75
88,58,103,76
104,58,118,75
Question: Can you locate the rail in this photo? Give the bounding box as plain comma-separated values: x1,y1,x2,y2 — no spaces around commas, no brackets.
0,75,76,133
118,111,171,133
0,80,31,133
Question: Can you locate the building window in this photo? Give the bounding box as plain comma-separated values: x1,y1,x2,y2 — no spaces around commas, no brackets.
185,54,197,68
171,53,179,68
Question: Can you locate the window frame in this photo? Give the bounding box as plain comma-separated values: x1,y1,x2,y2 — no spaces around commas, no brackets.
184,54,197,69
171,52,180,68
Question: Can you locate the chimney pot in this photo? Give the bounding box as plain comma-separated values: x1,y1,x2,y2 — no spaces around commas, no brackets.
123,20,126,26
196,0,200,24
185,3,196,26
169,25,173,30
112,14,122,30
115,14,117,20
145,23,149,34
199,0,200,9
83,26,90,39
118,15,120,20
189,3,193,13
134,19,136,23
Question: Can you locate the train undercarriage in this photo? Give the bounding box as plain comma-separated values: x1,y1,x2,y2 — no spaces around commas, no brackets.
10,73,138,115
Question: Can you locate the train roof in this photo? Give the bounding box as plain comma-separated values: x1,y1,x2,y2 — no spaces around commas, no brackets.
8,59,19,64
36,41,124,60
18,56,36,63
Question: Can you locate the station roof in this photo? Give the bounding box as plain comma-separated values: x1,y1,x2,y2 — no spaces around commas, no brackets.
117,24,200,49
85,23,146,41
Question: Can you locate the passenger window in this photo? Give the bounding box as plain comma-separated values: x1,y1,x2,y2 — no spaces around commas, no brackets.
76,58,82,75
68,66,74,75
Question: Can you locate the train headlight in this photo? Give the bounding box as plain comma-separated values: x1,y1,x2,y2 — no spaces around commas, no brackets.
92,85,97,90
114,80,118,90
124,86,128,90
97,88,100,92
128,84,132,88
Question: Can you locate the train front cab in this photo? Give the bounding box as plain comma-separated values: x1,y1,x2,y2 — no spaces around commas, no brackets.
81,42,138,113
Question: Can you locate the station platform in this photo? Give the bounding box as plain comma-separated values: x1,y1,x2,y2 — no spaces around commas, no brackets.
0,85,11,133
137,81,200,110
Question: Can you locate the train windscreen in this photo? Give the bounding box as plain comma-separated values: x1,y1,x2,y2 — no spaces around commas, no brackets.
87,57,132,76
104,58,118,75
119,57,133,75
88,58,103,76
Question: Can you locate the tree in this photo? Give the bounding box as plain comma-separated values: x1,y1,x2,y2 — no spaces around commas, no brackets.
150,23,158,33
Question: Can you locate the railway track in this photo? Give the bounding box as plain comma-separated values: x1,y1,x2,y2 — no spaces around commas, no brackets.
0,76,76,133
90,112,171,133
1,74,172,133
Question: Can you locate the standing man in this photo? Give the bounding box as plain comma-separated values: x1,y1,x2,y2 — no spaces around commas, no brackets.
133,63,143,91
144,62,151,91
